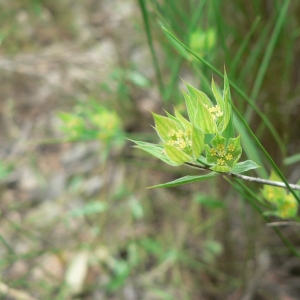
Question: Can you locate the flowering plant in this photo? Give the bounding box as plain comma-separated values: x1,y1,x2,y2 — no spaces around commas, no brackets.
132,72,259,188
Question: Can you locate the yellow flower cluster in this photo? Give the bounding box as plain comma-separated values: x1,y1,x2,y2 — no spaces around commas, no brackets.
227,144,235,152
279,198,298,218
167,129,192,150
205,104,223,120
209,143,234,166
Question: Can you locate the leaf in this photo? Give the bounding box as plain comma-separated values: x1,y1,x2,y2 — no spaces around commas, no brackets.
149,173,218,188
183,83,217,134
231,160,260,174
182,90,197,123
131,140,179,166
194,102,218,134
211,78,224,110
191,125,204,159
222,112,235,140
164,144,192,165
152,113,181,142
186,83,212,107
174,108,192,129
222,70,233,132
164,110,183,127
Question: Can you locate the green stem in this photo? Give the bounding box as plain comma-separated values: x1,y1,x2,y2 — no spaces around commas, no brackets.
185,162,300,191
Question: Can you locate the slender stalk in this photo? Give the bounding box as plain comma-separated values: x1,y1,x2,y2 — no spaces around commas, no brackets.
266,222,300,227
185,162,300,191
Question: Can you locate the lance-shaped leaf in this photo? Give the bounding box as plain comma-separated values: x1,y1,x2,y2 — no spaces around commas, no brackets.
182,90,197,124
222,110,235,140
152,113,181,142
222,71,232,130
131,140,179,166
164,110,183,127
186,83,212,107
211,78,224,111
149,172,218,188
211,77,232,133
191,125,204,159
194,102,217,134
164,144,192,165
174,108,192,130
183,83,214,130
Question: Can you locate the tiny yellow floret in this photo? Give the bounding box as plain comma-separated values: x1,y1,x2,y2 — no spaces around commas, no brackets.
210,148,217,156
167,140,175,146
217,158,225,165
228,144,235,152
218,150,226,157
176,130,184,138
225,153,233,160
169,129,176,137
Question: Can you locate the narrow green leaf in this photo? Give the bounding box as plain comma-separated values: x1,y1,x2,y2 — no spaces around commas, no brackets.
149,173,218,188
231,160,260,174
164,144,191,165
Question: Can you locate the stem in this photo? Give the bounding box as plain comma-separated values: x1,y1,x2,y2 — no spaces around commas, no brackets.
185,162,300,191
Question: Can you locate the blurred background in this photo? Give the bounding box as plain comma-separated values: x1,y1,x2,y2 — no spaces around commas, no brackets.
0,0,300,299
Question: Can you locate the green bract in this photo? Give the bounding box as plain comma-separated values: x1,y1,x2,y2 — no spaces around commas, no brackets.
205,134,242,172
131,71,259,188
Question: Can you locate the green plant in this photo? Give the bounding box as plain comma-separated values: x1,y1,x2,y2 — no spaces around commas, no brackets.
132,72,300,220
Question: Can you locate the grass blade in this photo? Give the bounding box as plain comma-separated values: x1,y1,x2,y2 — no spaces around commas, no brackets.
137,0,164,95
